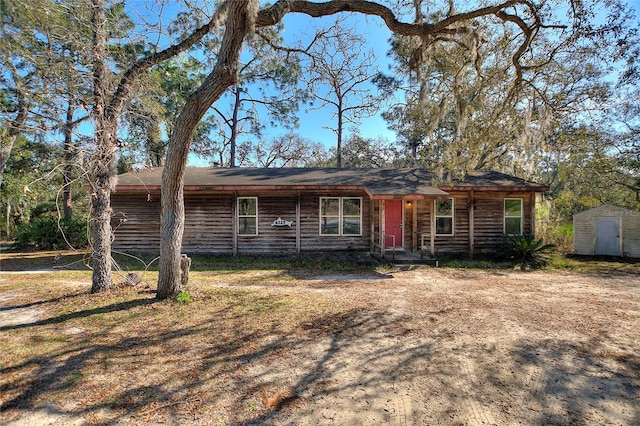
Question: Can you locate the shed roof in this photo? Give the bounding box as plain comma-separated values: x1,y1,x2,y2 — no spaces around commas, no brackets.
573,203,640,218
114,167,548,198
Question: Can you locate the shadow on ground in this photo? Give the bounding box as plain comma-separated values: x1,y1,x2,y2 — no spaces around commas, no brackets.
1,284,638,425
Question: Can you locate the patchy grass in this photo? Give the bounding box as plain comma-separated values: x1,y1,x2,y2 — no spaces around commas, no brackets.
0,272,356,425
0,249,91,271
544,253,640,274
439,253,640,274
2,263,639,425
1,250,376,274
438,258,513,269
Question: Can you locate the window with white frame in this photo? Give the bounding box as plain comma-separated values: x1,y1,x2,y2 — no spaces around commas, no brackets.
320,197,362,236
504,198,523,234
237,197,258,235
435,198,454,235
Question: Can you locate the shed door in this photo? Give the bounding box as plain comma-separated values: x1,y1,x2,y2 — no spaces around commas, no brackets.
595,218,620,256
384,200,403,249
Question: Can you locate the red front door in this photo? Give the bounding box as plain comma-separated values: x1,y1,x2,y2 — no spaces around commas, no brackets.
384,200,403,248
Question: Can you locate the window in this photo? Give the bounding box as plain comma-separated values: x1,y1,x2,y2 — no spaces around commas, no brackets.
320,197,362,236
435,198,454,235
238,197,258,235
504,198,523,234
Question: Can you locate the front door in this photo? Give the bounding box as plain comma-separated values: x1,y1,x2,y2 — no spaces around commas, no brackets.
384,200,403,249
595,218,620,256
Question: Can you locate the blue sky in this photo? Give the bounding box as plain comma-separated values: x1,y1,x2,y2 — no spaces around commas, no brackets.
121,1,401,164
277,12,398,146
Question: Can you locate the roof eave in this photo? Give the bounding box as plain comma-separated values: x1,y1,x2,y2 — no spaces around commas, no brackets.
438,185,550,192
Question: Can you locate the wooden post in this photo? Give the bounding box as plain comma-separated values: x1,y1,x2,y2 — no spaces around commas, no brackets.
412,200,417,252
296,192,301,253
180,254,191,288
369,196,375,254
530,192,536,236
430,199,435,257
232,192,238,255
380,200,385,259
469,190,475,258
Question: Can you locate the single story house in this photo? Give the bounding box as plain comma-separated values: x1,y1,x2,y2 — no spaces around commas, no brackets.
111,167,549,258
573,204,640,258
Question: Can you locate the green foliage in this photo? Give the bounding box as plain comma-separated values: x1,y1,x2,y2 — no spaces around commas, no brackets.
538,223,573,253
14,216,88,250
505,234,556,270
175,292,192,304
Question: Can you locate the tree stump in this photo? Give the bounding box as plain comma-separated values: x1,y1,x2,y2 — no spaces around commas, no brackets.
180,254,191,288
123,272,142,286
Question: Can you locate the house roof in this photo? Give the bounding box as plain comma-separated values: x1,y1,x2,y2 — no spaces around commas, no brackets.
114,167,549,199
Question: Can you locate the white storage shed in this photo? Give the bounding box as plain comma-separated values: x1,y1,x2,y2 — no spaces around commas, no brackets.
573,204,640,257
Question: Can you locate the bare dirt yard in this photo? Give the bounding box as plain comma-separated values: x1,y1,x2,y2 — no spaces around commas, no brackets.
1,262,639,425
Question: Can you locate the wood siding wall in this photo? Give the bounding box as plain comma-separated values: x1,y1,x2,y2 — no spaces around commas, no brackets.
402,191,535,256
111,191,161,252
111,190,370,254
469,191,534,254
299,193,371,252
112,189,538,256
183,193,235,253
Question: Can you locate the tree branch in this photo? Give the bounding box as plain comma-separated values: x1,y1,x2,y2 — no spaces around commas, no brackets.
108,1,231,118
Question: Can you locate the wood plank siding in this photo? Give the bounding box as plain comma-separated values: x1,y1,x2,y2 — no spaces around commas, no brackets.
371,191,536,257
183,193,235,253
299,193,371,252
111,190,371,254
110,168,547,257
470,191,534,255
111,191,161,252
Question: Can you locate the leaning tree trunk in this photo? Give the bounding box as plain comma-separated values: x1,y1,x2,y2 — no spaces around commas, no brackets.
157,0,253,299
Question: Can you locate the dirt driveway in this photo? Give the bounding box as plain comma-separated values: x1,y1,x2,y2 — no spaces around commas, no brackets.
241,268,639,425
2,267,639,425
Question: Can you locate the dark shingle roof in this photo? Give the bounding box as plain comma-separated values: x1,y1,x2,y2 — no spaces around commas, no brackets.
115,167,548,197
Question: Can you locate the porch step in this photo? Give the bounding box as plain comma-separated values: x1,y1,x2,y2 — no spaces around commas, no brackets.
371,251,439,267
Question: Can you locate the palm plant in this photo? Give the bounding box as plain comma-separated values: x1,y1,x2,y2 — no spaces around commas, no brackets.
506,234,556,270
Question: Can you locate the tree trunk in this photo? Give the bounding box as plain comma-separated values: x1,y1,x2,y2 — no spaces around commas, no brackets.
89,113,118,293
0,67,28,184
90,181,113,293
157,0,252,299
155,0,543,298
337,98,343,168
90,0,116,293
62,101,75,219
146,118,164,167
229,85,241,167
5,202,10,238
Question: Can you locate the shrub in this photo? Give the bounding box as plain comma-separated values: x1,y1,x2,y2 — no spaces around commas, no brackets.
14,216,88,250
506,234,556,270
175,292,192,303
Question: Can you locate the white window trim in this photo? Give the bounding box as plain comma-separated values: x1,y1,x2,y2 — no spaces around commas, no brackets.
319,197,363,236
435,198,455,236
237,197,258,236
504,198,523,235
